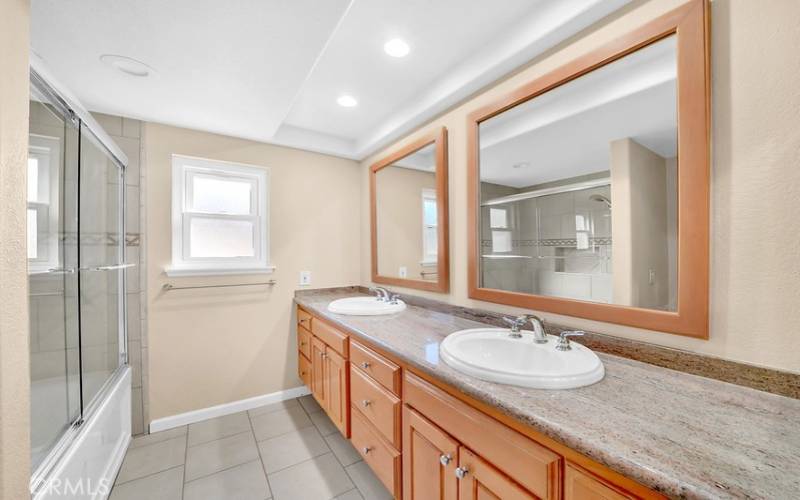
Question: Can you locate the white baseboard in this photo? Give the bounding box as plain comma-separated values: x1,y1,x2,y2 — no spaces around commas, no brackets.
149,385,311,433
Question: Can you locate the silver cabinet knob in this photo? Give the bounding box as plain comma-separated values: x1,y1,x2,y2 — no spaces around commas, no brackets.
455,466,469,479
362,399,372,407
361,361,371,369
362,446,373,454
439,454,452,466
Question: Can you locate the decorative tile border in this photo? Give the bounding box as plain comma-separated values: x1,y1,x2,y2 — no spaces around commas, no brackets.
296,286,800,399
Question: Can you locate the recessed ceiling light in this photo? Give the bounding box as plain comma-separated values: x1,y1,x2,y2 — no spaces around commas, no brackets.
384,38,410,58
337,95,358,108
100,54,155,77
512,162,530,169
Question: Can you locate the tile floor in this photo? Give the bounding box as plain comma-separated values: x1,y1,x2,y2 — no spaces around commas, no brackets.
110,395,392,500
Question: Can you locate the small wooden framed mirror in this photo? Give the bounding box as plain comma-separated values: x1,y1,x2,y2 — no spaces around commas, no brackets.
371,127,449,293
467,0,710,337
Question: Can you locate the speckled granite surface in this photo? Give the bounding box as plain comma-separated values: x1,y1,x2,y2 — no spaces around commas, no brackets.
295,288,800,500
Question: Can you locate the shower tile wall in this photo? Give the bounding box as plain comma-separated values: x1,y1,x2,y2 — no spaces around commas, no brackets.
92,113,148,435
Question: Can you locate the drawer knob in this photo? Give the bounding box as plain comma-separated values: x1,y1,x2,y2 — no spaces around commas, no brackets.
300,341,307,346
439,454,452,466
363,446,373,454
455,466,469,479
362,399,372,407
361,361,371,369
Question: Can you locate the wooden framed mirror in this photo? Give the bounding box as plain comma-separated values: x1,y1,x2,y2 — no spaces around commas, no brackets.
371,127,449,293
467,0,709,337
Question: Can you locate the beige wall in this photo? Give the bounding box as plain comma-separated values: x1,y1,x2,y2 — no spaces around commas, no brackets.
0,0,31,496
145,123,361,420
610,138,670,309
361,0,800,373
375,166,436,279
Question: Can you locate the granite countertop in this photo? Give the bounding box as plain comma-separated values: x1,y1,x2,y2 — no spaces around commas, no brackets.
295,289,800,500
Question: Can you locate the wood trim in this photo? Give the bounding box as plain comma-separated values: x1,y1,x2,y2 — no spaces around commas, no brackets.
466,0,710,338
370,127,450,293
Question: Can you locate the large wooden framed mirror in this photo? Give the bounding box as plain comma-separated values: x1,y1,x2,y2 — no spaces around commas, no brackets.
467,0,709,337
371,127,449,292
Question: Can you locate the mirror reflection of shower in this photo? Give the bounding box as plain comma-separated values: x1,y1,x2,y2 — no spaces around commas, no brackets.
589,194,612,209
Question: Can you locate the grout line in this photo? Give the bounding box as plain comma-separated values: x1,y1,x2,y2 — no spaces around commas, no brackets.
265,451,336,478
182,458,263,486
180,428,188,499
113,463,185,487
248,401,274,497
187,427,254,449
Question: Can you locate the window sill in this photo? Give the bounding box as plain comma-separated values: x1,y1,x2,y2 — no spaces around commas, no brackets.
164,265,276,277
420,260,438,267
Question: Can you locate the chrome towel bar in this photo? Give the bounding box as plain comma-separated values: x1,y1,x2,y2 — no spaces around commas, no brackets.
162,280,277,292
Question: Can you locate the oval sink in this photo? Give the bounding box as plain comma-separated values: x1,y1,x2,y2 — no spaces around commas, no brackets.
440,328,604,389
327,296,406,316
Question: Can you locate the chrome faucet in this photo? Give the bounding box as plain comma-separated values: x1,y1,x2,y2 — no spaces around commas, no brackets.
555,330,585,351
369,286,390,301
388,293,401,305
501,314,548,343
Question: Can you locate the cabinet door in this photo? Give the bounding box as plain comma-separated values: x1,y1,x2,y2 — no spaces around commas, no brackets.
403,406,458,500
324,347,349,436
564,463,634,500
311,337,327,408
457,447,535,500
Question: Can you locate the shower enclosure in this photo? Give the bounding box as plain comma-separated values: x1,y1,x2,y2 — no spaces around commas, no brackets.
28,63,132,498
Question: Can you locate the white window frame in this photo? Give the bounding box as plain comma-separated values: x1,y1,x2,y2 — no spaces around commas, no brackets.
27,134,61,274
421,188,438,266
167,155,273,276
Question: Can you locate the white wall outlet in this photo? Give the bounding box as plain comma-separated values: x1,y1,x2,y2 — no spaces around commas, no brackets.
299,271,312,286
399,266,408,278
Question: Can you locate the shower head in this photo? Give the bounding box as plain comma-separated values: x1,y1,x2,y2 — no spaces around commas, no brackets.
589,194,612,209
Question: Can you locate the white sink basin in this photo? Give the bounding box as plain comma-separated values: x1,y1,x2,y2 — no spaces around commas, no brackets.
440,328,604,389
327,296,406,316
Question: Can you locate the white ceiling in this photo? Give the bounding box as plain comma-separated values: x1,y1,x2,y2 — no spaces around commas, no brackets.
480,36,677,188
31,0,629,160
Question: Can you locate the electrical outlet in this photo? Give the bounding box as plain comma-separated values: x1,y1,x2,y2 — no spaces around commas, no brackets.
299,271,311,286
399,266,408,278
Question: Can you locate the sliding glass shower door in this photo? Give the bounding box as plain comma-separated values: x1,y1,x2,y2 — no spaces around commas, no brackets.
28,72,128,476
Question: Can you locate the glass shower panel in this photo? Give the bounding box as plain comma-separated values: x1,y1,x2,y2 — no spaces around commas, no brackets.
78,126,125,407
28,83,81,470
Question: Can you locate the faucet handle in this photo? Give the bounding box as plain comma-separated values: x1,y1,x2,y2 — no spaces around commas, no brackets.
501,316,524,332
555,330,585,351
389,293,401,304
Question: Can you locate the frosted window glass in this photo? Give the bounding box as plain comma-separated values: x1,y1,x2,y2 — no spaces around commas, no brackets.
490,208,507,229
27,158,39,202
492,230,512,253
27,209,37,259
190,218,255,258
191,175,252,215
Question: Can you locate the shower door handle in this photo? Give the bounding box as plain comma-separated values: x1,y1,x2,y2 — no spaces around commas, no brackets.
47,267,76,274
81,263,136,272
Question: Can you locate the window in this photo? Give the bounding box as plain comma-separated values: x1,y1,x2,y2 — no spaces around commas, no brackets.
168,155,272,276
421,189,438,265
489,207,512,253
27,135,60,273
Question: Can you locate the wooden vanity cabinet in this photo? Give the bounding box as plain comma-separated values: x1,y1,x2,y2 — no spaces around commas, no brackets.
324,346,348,435
403,406,459,500
564,463,636,500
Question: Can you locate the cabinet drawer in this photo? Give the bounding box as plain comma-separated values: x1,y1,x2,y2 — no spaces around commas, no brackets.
297,326,312,359
312,317,349,357
350,340,401,396
351,366,401,449
297,307,312,330
298,352,311,387
565,463,636,500
404,372,562,500
351,407,401,499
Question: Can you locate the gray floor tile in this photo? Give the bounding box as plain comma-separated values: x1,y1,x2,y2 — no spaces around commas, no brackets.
185,431,259,481
110,466,184,500
325,433,362,467
189,412,252,446
129,426,187,449
250,405,312,441
268,453,354,500
258,427,330,473
298,394,323,414
346,461,392,500
248,398,300,418
183,460,271,500
334,489,363,500
308,410,337,437
116,435,186,484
